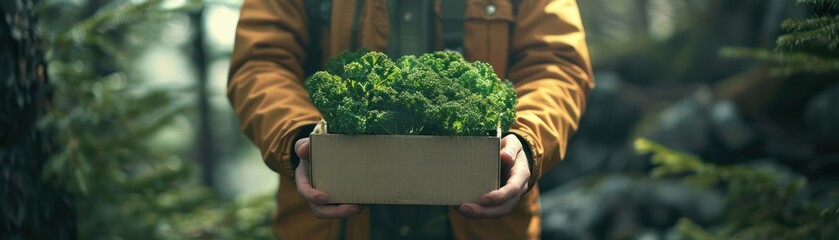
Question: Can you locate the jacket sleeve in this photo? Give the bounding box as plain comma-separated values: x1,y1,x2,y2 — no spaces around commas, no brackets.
227,0,321,180
507,0,594,190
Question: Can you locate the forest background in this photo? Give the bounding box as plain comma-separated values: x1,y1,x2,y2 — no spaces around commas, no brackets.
2,0,837,239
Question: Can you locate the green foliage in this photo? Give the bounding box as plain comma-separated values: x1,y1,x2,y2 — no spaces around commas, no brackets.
39,0,273,238
154,193,277,239
722,0,839,76
670,2,839,238
635,138,839,240
777,15,839,51
307,50,517,136
798,0,839,10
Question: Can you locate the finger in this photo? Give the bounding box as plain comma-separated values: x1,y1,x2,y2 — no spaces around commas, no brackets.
310,204,364,219
294,156,312,186
295,158,328,205
481,153,530,205
500,148,516,166
499,135,522,165
457,199,519,219
297,182,329,205
295,137,311,159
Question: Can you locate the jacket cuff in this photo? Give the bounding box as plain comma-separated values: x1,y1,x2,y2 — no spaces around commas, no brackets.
279,122,318,183
290,124,318,171
508,128,542,193
511,133,534,177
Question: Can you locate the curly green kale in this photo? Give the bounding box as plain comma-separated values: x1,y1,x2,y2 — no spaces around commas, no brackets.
306,50,517,136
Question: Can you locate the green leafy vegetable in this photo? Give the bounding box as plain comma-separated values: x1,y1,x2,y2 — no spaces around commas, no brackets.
306,50,517,136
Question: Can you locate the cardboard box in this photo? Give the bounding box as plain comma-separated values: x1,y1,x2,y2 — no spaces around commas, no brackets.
310,133,500,205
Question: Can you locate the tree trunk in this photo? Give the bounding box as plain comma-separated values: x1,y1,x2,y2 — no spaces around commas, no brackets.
190,8,215,187
0,1,76,239
632,0,650,36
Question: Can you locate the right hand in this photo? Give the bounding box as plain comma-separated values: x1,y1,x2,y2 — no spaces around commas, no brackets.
294,137,364,218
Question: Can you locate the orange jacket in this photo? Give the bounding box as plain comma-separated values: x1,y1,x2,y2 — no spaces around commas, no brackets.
228,0,593,239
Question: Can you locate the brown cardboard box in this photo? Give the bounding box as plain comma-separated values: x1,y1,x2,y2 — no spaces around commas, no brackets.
309,133,500,205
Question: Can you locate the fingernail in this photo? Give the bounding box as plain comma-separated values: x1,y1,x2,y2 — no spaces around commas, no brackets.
315,196,327,204
480,197,492,205
349,205,360,213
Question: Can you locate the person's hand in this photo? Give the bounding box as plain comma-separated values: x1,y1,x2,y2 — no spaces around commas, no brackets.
294,137,364,218
457,134,531,219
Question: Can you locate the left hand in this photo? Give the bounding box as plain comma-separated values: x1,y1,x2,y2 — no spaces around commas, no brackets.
457,134,531,219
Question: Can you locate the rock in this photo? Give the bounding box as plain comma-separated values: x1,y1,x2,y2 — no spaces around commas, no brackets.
646,87,713,154
576,72,642,144
540,138,616,191
664,226,684,240
711,100,756,150
540,175,724,240
634,229,661,240
804,83,839,142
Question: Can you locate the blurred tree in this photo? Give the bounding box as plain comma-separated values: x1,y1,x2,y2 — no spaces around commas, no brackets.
1,0,75,238
723,0,839,76
25,0,275,238
714,0,838,144
580,0,804,85
189,5,216,187
634,4,839,239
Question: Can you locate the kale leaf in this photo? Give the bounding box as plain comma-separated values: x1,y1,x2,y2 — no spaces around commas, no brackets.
306,50,516,136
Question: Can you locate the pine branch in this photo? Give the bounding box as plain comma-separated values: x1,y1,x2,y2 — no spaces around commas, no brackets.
634,138,780,188
676,218,725,240
771,54,839,75
51,0,200,58
776,22,839,51
635,138,839,239
797,0,839,10
781,15,839,32
722,47,839,75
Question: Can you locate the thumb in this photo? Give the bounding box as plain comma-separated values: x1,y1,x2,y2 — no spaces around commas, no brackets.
295,138,311,159
500,135,521,165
